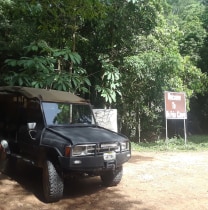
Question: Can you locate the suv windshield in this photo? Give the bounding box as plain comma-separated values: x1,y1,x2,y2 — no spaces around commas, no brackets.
42,102,96,126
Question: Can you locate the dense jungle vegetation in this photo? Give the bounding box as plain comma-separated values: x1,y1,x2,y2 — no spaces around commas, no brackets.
1,0,208,141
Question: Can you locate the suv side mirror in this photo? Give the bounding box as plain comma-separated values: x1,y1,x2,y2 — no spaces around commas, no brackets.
0,140,10,154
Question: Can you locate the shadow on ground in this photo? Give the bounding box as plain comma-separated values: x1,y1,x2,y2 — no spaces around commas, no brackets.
129,152,154,164
0,154,151,209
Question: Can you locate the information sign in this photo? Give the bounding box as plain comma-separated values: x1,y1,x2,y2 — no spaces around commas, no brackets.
164,91,187,119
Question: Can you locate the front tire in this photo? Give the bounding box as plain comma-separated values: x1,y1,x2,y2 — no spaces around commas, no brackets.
42,160,64,203
100,166,123,187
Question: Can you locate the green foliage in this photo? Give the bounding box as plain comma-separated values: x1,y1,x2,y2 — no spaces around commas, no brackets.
120,19,207,140
0,0,208,140
3,40,90,92
84,0,163,105
0,0,102,92
167,0,207,63
132,135,208,152
95,54,121,104
117,1,208,140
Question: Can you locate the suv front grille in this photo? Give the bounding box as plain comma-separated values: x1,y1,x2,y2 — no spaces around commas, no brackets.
72,142,128,157
96,143,119,154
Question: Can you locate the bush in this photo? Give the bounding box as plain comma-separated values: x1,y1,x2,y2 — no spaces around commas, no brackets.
131,135,208,152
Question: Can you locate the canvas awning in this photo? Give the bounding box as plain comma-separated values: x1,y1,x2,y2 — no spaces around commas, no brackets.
0,86,87,103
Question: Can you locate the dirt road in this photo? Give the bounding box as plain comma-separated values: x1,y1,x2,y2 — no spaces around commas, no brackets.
1,151,208,210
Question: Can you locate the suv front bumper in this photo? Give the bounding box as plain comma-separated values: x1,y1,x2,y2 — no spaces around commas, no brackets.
58,151,131,172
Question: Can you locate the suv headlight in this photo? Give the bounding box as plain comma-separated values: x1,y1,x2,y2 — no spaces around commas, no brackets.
72,144,96,156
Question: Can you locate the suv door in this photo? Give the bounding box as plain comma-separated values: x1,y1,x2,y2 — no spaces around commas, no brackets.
18,99,44,157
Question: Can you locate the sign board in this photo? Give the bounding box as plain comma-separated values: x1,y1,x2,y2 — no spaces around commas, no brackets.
93,109,118,132
164,91,187,119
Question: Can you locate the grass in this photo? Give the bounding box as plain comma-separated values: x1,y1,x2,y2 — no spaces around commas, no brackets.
131,135,208,152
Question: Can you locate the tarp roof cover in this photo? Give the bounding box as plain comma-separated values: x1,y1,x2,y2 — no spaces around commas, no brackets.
0,86,86,103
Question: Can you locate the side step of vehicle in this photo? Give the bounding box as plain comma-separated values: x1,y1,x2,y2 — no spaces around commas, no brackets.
10,153,35,165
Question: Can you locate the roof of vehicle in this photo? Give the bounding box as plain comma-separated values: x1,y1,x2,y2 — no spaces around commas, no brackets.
0,86,87,103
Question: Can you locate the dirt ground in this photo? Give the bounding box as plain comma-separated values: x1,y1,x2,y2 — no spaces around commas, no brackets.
1,151,208,210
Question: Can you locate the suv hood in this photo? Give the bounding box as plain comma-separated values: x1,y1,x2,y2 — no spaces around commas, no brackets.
46,126,127,145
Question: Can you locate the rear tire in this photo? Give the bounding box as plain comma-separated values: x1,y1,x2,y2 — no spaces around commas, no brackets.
42,160,64,203
101,166,123,187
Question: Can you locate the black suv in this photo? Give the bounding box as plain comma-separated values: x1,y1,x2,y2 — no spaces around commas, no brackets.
0,86,131,202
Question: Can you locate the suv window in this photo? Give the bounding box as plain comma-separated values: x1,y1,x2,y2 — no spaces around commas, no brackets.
42,102,96,125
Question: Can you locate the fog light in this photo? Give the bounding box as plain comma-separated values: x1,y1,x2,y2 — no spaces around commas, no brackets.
127,153,131,157
73,160,82,165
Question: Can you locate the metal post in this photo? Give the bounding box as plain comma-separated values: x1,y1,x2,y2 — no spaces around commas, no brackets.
166,119,168,142
184,119,187,145
138,117,141,143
